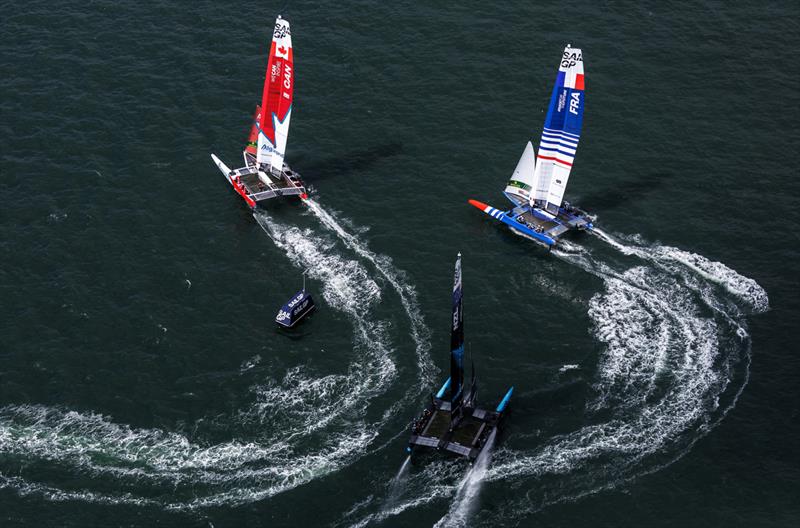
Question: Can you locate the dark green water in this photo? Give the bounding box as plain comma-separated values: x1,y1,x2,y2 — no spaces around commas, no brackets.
2,1,798,526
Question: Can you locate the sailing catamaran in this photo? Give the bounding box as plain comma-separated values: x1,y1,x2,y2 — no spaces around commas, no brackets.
469,45,592,247
211,15,307,208
407,253,513,462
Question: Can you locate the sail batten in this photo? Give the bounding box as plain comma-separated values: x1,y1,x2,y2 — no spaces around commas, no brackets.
256,16,294,171
530,46,585,213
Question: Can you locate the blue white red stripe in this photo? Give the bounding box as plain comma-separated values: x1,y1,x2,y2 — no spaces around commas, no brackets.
468,199,504,219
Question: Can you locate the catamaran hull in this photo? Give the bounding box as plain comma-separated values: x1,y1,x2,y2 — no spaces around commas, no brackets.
468,199,592,248
211,153,306,209
407,380,513,462
468,199,557,246
211,153,257,208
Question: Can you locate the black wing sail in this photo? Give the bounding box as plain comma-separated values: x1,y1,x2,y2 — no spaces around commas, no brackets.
450,253,465,423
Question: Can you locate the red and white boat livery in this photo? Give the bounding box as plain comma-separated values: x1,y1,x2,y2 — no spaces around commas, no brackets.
211,15,307,208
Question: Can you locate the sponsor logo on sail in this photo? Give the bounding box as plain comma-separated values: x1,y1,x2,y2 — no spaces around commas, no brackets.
273,23,290,39
561,49,582,68
283,64,292,91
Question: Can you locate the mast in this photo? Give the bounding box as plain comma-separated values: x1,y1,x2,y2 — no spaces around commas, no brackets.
450,253,465,426
256,16,294,172
531,45,585,214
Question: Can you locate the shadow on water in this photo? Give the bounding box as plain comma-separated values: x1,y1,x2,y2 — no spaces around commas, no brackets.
276,327,314,340
295,143,404,182
578,172,668,210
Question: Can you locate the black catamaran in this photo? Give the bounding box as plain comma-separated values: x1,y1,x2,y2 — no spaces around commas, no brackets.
407,253,513,461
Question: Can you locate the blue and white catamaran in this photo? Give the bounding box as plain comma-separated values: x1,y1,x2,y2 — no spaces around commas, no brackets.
469,45,592,247
407,253,513,462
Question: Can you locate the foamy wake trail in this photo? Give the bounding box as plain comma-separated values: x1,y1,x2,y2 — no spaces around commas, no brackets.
0,403,377,509
0,210,407,510
591,228,769,313
254,211,398,414
434,430,497,528
345,460,464,528
347,431,495,528
304,198,434,389
347,231,767,527
475,239,763,523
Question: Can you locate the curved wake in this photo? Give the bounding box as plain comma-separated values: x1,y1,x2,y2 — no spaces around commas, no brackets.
303,198,434,389
0,201,432,511
346,230,767,527
0,204,767,524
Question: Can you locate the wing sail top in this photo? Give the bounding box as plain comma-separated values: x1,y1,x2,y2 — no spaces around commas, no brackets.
531,46,585,213
503,141,537,205
256,16,294,171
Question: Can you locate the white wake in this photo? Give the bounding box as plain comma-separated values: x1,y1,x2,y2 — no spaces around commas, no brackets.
346,230,767,527
0,202,432,511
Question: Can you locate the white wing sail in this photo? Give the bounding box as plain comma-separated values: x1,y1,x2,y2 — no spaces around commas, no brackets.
503,141,537,205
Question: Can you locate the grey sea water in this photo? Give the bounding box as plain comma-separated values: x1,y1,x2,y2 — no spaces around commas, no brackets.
1,1,798,526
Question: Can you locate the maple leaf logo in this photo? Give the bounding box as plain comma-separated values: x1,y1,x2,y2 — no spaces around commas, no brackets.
277,46,287,56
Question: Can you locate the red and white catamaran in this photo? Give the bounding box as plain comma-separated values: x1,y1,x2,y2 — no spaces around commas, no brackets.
211,15,307,208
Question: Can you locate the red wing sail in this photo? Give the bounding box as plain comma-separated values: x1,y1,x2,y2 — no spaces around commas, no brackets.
244,104,262,161
256,16,294,170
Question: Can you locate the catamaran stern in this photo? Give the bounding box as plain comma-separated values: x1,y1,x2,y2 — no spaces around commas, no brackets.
211,154,307,208
407,381,513,462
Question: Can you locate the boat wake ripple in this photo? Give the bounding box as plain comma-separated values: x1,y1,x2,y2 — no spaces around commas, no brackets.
304,198,434,389
0,203,431,511
433,429,497,528
345,231,767,527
